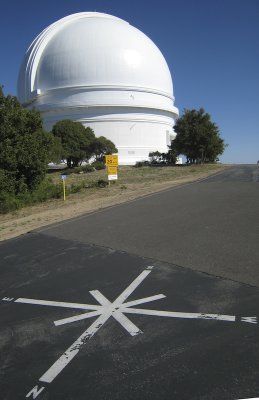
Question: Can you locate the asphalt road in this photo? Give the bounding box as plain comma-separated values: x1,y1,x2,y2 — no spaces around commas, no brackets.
40,164,259,287
0,164,259,400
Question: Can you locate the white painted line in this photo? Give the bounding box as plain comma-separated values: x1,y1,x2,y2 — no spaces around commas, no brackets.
15,298,101,310
238,398,259,399
123,294,166,308
12,266,259,393
241,317,258,324
39,311,111,383
112,310,143,336
2,297,14,302
113,268,152,305
90,290,142,336
54,310,102,326
122,308,236,322
90,290,111,306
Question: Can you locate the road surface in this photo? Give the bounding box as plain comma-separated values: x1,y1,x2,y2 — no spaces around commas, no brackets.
0,164,259,400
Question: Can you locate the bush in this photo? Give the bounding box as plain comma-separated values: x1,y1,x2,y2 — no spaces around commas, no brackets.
97,179,108,188
0,169,16,194
31,177,63,202
0,92,53,193
0,171,109,214
149,151,162,164
70,182,84,193
73,165,95,174
91,160,105,170
134,161,150,168
83,181,97,189
0,192,22,213
0,177,63,214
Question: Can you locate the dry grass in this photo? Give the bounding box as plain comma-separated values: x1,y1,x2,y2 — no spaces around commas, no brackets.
50,163,225,188
0,164,227,242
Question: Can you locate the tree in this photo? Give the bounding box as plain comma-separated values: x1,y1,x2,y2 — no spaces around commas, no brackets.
0,90,54,193
52,120,95,167
149,147,177,165
162,147,178,164
52,120,118,166
149,151,162,164
171,108,226,163
0,85,4,102
91,136,118,161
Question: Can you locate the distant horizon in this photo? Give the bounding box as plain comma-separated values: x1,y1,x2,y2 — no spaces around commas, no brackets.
1,0,258,164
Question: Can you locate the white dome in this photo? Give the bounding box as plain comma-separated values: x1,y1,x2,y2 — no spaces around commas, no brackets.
17,12,179,165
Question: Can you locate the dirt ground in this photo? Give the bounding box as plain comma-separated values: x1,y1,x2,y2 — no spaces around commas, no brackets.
0,165,227,242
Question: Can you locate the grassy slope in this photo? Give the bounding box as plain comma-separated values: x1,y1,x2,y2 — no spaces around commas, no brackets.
0,164,227,241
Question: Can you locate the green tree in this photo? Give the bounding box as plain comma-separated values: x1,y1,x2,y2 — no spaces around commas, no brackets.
149,151,162,163
0,85,4,102
48,135,63,164
171,108,226,163
162,147,178,164
91,136,118,161
0,90,54,193
52,120,95,167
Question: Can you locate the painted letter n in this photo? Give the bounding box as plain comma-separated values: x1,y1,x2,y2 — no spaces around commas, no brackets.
26,385,45,399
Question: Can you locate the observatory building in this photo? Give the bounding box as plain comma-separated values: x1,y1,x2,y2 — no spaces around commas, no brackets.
17,12,179,165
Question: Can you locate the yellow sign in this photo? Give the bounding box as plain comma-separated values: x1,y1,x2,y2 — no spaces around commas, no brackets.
105,155,118,166
107,165,118,175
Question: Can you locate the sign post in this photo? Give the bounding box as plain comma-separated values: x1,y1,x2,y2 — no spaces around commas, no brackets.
60,175,67,201
105,155,118,183
107,165,118,181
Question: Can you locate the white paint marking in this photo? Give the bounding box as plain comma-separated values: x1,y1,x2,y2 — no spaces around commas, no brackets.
12,265,259,393
90,290,142,336
2,297,14,302
54,310,102,326
237,398,259,399
123,294,166,308
122,307,236,322
39,312,111,383
25,385,45,398
113,269,152,305
112,310,143,336
38,271,154,383
241,317,258,324
90,290,111,306
15,298,101,311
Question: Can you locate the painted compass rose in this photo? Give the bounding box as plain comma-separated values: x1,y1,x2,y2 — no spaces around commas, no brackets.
2,266,258,399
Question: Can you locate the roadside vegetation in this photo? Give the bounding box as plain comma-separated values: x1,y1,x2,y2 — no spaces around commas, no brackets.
0,85,227,216
148,108,227,165
0,87,117,213
49,163,224,190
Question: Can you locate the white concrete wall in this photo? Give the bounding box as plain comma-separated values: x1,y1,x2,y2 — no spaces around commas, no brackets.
39,105,176,165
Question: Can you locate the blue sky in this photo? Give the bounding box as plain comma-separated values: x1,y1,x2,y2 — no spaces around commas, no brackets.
1,0,258,163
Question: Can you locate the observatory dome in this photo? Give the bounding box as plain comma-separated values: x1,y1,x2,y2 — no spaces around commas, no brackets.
17,12,179,165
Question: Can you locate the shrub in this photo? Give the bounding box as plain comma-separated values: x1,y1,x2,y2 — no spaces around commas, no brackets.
0,177,63,214
70,182,84,193
31,177,63,202
97,179,108,188
74,165,95,174
83,181,97,189
91,160,105,170
134,161,150,168
0,169,16,194
0,192,22,214
0,91,53,193
149,151,162,164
